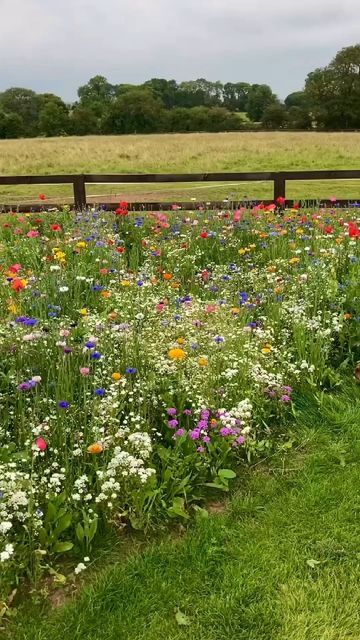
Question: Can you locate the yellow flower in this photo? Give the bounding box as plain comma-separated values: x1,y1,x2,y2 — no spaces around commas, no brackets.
168,348,187,361
111,372,122,381
176,337,185,345
231,307,240,315
238,248,246,255
121,280,131,287
289,257,300,265
79,308,88,316
198,356,208,367
87,442,103,454
261,344,272,355
7,302,18,314
267,265,277,273
76,241,86,248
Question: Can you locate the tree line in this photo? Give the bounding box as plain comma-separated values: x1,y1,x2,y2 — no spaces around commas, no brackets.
0,44,359,138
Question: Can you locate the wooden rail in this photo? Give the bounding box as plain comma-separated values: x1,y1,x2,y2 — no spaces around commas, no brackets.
0,170,360,209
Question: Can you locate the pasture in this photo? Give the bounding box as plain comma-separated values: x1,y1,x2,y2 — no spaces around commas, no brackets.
2,131,360,203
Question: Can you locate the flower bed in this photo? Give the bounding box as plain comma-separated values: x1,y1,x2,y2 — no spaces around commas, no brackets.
0,204,359,593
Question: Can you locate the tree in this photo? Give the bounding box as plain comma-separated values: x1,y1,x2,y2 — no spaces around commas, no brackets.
70,106,99,135
0,88,41,136
101,89,163,134
246,84,279,121
78,75,116,118
0,111,24,138
223,82,251,111
38,102,70,136
287,106,312,130
284,91,308,109
305,44,360,129
261,104,288,129
143,79,178,108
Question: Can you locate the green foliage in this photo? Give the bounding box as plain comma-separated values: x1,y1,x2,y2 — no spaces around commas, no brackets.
261,103,288,129
101,89,163,134
38,102,70,137
246,84,279,121
0,111,23,138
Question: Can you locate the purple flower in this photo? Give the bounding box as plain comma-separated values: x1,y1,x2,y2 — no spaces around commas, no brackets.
220,427,233,437
58,401,70,409
85,341,96,349
63,347,72,354
17,382,31,391
125,367,137,374
201,410,210,420
95,388,105,396
202,435,210,443
91,351,102,360
174,428,186,437
189,429,201,440
280,394,291,403
282,386,293,394
166,408,177,416
197,446,205,453
167,419,178,429
214,335,225,344
183,409,192,416
197,420,208,430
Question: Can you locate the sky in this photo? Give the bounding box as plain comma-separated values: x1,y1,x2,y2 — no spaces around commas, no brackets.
1,0,360,102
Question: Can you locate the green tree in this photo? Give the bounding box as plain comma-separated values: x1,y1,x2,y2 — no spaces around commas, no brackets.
143,79,178,108
305,44,360,129
0,111,24,138
261,104,288,129
0,88,41,136
246,84,279,121
38,102,70,136
223,82,251,111
70,106,99,135
284,91,308,109
78,75,116,118
287,106,312,130
101,89,163,134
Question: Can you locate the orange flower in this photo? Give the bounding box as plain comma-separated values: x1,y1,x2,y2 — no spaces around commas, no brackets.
101,290,111,298
198,356,208,367
87,442,103,454
108,311,118,321
168,348,186,361
111,372,122,381
11,278,27,292
344,313,352,320
163,273,173,280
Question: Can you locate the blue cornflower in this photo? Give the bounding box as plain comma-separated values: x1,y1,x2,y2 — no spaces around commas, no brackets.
94,388,106,396
85,341,96,349
23,318,38,326
92,285,104,292
15,316,28,323
214,335,225,344
137,280,144,286
58,401,70,409
125,367,137,374
91,351,102,360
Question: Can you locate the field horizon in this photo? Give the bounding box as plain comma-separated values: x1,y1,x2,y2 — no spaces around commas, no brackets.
2,131,360,204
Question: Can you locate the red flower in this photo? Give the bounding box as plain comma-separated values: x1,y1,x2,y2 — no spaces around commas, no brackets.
324,225,334,234
200,231,208,239
8,263,21,274
201,270,210,282
50,224,62,232
35,437,47,451
115,208,128,217
293,202,300,210
11,278,26,292
276,196,286,206
38,193,46,201
349,222,360,238
116,246,125,253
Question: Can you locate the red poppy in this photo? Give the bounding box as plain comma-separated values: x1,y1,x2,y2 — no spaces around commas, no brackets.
50,224,62,232
11,278,26,292
293,202,300,210
115,207,128,217
324,225,334,234
200,231,208,239
116,246,125,253
38,193,46,201
276,196,286,206
349,222,360,238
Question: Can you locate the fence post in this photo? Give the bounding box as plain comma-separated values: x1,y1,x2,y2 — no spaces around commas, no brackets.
73,175,86,210
273,172,286,202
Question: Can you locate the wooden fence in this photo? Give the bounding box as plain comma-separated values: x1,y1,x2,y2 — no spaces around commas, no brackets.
1,170,360,210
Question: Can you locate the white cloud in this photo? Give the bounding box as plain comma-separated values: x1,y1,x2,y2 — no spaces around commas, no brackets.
0,0,359,99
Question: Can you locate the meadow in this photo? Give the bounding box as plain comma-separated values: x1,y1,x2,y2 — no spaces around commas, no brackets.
0,200,360,639
2,132,360,203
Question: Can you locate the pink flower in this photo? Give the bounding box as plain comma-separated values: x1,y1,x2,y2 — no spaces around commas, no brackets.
27,230,40,238
35,437,47,451
80,367,90,376
59,329,70,337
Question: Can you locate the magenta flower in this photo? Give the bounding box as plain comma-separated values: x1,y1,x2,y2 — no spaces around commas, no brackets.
174,428,186,437
167,419,178,429
280,394,291,403
166,408,177,416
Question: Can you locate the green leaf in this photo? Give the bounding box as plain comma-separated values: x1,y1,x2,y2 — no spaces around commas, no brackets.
76,523,85,543
175,608,190,626
204,482,229,492
89,517,98,542
44,502,57,525
53,541,74,553
218,469,236,480
167,497,190,520
53,513,72,538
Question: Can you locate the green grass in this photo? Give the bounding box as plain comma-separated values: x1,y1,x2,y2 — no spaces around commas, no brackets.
2,132,360,203
7,382,360,640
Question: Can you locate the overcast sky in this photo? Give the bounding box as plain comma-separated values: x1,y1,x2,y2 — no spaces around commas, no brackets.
1,0,359,101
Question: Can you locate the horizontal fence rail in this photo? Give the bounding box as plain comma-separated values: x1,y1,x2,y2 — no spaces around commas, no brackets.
1,170,360,210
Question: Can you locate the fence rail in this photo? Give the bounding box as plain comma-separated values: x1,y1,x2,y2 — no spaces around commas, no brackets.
1,170,360,210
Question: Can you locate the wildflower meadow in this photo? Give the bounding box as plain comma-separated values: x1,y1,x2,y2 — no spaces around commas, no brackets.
0,201,359,597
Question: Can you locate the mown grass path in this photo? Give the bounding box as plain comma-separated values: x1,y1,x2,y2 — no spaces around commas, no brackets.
8,383,360,640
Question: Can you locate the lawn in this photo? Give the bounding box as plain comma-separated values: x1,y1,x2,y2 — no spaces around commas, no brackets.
7,383,360,640
2,132,360,203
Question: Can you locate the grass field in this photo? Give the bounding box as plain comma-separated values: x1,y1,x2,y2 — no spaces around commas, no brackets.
2,132,360,204
7,383,360,640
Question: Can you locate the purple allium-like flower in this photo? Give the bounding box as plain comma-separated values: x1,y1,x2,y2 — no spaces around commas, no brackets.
197,446,205,453
189,429,201,440
201,410,210,420
220,427,233,437
58,401,70,409
183,409,192,416
280,394,291,403
174,428,186,437
167,419,178,429
197,420,208,430
202,435,210,443
282,386,293,394
17,382,31,391
167,408,177,416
